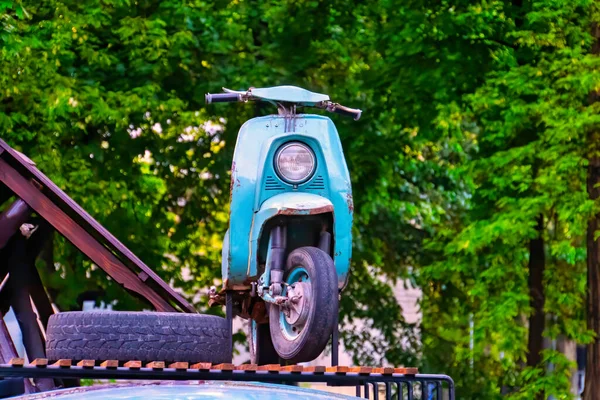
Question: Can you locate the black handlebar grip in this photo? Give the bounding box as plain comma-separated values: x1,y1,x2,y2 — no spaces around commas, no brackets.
330,104,362,121
205,93,242,104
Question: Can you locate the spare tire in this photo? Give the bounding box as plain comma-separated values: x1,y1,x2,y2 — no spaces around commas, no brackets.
46,311,230,364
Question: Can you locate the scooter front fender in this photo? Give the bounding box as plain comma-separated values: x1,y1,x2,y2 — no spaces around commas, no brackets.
223,191,351,291
222,193,333,289
249,192,333,277
252,192,334,241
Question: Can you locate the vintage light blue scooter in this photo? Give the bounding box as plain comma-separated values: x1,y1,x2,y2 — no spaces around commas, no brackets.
206,86,360,364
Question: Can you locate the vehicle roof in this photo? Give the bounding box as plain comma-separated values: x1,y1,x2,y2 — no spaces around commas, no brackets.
11,381,359,400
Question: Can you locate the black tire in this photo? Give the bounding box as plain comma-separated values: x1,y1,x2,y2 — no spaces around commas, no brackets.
269,246,338,363
248,319,279,365
46,311,230,364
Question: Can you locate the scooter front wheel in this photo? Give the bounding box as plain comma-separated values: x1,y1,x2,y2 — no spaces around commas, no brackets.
249,318,279,365
269,246,338,363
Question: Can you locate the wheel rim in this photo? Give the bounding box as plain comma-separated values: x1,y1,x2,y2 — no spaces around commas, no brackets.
279,267,311,340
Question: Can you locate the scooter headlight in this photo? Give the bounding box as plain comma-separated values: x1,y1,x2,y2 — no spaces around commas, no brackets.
275,142,316,184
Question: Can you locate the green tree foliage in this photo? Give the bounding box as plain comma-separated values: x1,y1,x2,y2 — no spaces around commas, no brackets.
416,0,600,398
3,0,600,397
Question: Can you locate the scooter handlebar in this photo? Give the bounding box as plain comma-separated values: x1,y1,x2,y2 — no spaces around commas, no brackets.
205,92,243,104
328,103,362,121
206,91,363,121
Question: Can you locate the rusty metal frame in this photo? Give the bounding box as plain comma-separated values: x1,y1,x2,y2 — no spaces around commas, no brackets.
0,140,199,394
0,158,174,312
332,314,339,367
226,291,233,362
0,139,194,313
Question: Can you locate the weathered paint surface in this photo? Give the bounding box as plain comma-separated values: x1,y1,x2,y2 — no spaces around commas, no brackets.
223,114,353,289
13,382,359,400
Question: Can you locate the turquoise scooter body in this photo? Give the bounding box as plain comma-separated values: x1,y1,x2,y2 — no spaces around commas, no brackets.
207,86,360,364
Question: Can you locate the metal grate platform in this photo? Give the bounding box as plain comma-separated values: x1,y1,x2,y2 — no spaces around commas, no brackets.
0,358,454,400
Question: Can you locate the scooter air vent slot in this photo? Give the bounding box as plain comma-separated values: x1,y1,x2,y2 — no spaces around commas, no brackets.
265,176,285,191
307,175,325,190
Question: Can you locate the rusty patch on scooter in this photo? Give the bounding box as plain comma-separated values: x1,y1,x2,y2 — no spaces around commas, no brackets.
277,205,334,216
229,162,236,198
346,193,354,213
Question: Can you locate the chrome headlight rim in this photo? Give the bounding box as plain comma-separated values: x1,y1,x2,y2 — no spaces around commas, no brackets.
274,141,317,184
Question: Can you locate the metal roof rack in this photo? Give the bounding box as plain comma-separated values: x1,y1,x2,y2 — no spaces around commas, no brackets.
0,359,454,400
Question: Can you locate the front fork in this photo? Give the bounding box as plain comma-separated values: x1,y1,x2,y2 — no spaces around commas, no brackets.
258,225,287,304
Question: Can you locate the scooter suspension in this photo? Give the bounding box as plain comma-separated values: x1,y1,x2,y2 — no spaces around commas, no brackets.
268,225,287,296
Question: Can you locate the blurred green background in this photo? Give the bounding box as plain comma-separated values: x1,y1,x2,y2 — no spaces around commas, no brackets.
2,0,600,398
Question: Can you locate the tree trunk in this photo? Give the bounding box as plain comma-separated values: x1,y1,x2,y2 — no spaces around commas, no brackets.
527,215,546,374
583,22,600,400
584,133,600,400
557,335,579,395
